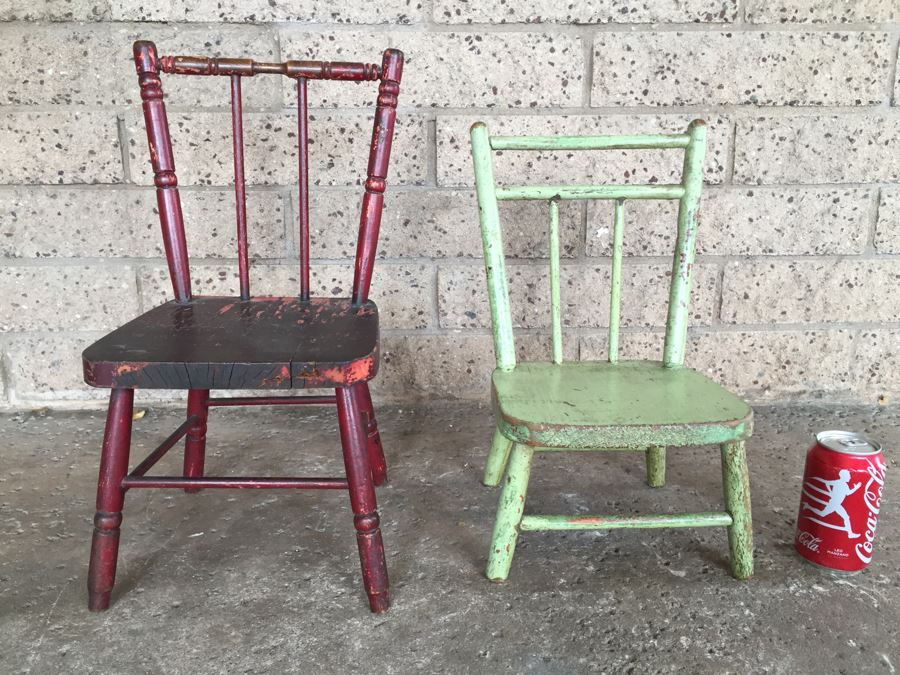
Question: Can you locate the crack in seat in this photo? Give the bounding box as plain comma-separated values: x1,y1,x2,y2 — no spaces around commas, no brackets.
493,361,752,450
83,297,379,390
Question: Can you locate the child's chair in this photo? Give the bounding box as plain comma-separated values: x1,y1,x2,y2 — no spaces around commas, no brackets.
81,41,403,613
470,120,753,582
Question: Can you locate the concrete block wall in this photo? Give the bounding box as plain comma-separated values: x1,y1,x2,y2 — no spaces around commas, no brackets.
0,1,898,408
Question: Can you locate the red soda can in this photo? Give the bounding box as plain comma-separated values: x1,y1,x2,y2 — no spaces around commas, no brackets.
795,430,886,573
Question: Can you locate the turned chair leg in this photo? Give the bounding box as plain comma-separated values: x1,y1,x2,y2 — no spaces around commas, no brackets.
721,440,753,580
355,383,387,486
486,443,534,582
183,389,210,493
337,384,390,613
87,388,134,612
646,445,666,488
482,426,514,487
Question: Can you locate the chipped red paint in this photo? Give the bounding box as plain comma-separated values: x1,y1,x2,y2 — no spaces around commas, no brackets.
83,42,403,615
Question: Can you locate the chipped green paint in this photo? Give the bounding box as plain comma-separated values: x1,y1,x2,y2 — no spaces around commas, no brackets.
519,512,732,531
489,134,691,151
495,184,684,201
663,119,707,368
482,426,513,487
471,123,516,371
492,361,752,449
608,199,625,364
646,445,666,488
721,440,754,580
486,444,533,582
470,121,754,582
548,198,563,365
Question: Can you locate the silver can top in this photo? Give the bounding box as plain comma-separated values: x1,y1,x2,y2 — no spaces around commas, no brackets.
816,430,881,456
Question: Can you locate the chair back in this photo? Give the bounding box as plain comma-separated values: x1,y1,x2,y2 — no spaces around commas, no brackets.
470,120,707,370
132,40,404,305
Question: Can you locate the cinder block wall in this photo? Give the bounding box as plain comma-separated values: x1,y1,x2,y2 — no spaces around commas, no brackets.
0,1,898,408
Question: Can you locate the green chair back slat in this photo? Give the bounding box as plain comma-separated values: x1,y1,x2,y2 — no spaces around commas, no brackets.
548,199,563,365
470,119,707,368
471,122,516,371
663,121,707,367
608,199,625,364
495,184,685,201
489,133,691,151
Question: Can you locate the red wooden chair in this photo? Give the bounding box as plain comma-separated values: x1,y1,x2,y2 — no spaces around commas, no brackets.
81,41,403,614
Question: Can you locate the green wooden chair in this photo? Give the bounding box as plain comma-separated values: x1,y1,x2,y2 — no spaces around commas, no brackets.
470,120,753,582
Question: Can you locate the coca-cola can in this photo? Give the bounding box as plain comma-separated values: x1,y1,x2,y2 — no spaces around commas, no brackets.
794,430,886,574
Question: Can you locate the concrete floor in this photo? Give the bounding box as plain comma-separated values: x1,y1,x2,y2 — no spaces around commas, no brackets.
0,402,897,674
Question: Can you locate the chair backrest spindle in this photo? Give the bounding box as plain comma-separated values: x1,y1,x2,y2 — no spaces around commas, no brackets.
470,120,707,370
663,121,707,367
134,41,192,303
351,49,404,305
297,77,311,301
608,198,625,364
471,122,516,371
548,198,563,365
132,41,403,307
230,74,250,300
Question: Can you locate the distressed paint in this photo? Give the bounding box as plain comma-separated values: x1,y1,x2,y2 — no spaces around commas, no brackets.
297,76,311,301
548,198,563,365
482,426,514,487
183,388,209,493
519,512,732,531
87,388,134,611
471,121,753,581
608,199,625,364
81,41,403,615
664,119,707,368
337,384,391,613
492,361,753,448
83,297,381,389
721,440,754,580
645,445,666,488
489,134,690,151
351,49,404,305
230,75,250,300
134,41,191,303
496,184,684,201
486,444,534,582
471,122,516,371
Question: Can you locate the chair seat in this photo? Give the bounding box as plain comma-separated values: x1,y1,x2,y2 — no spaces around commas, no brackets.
492,360,752,449
83,297,379,389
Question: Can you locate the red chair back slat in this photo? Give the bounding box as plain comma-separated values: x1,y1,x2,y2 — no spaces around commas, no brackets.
230,74,250,300
353,51,403,304
132,41,403,304
134,42,192,302
297,77,311,301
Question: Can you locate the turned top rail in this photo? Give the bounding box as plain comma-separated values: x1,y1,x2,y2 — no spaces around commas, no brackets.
159,55,382,81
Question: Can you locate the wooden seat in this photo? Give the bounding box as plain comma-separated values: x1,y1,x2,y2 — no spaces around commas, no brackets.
470,120,754,584
83,297,379,390
82,41,404,615
493,361,752,449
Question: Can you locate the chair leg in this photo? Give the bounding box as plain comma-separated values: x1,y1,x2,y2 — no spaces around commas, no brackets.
183,389,210,493
87,388,134,612
646,445,666,488
337,385,390,613
354,383,387,486
482,426,514,487
486,443,534,582
721,440,753,580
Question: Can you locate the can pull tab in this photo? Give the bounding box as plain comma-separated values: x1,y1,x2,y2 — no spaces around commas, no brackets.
841,438,870,448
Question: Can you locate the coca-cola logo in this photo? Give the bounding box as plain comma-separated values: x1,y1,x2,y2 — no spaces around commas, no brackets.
796,530,822,552
855,457,886,565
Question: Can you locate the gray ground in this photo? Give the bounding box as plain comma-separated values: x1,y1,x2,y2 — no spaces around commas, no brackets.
1,402,897,674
